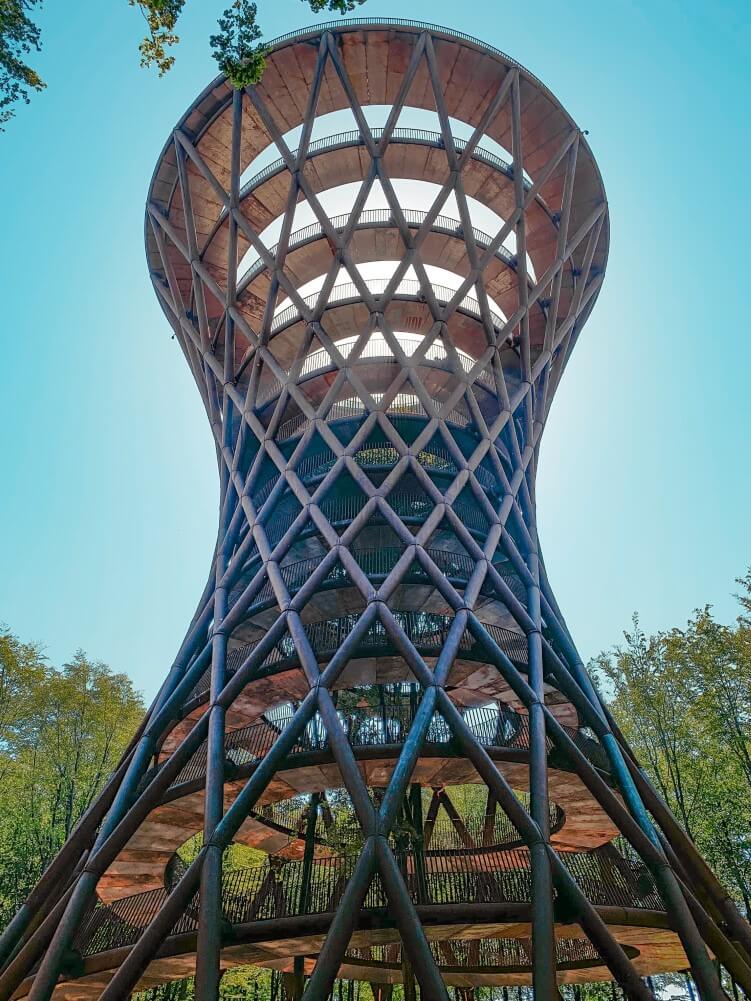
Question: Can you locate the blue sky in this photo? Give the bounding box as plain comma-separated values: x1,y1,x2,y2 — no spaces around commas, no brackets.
1,0,749,703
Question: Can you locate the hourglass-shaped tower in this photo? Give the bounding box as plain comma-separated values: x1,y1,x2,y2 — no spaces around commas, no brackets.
4,18,751,1001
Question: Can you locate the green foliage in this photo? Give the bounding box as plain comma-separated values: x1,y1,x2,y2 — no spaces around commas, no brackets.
1,0,372,130
129,0,186,75
210,1,267,89
440,783,491,817
0,628,144,925
0,0,45,130
593,575,751,915
208,0,366,89
178,830,266,869
306,0,367,13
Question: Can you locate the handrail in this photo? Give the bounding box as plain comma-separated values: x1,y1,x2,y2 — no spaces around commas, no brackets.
182,612,532,707
160,702,530,792
75,841,660,959
348,934,625,971
254,325,497,409
154,697,609,794
264,19,547,91
237,126,529,203
262,490,490,547
239,207,518,295
269,278,507,335
250,443,501,511
249,794,563,855
229,546,527,615
275,395,473,442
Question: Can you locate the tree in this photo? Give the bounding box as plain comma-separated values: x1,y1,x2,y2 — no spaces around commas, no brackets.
0,628,144,925
0,0,368,130
0,0,45,129
592,576,751,917
593,616,710,838
129,0,186,76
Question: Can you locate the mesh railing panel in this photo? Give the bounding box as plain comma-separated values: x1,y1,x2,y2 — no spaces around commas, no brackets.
76,843,660,958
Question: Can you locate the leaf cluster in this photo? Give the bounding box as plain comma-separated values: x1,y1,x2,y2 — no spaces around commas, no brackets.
0,0,45,130
592,574,751,914
307,0,368,13
129,0,187,76
209,0,367,89
1,0,371,130
0,627,144,926
210,1,266,89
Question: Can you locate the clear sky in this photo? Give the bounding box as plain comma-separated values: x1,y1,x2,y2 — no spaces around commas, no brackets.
1,0,749,703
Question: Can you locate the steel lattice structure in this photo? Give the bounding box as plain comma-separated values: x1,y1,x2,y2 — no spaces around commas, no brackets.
3,18,751,1001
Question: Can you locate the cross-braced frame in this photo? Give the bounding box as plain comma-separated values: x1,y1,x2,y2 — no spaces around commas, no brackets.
3,18,751,1001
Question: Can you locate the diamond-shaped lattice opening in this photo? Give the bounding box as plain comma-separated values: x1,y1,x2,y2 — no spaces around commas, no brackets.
378,475,436,531
227,557,270,616
248,454,282,510
263,491,305,550
289,557,362,625
292,446,337,499
311,383,373,449
316,468,372,532
288,327,337,380
467,379,504,429
444,484,489,541
346,510,411,558
420,521,474,579
350,531,405,581
415,431,461,478
485,555,528,610
281,438,338,510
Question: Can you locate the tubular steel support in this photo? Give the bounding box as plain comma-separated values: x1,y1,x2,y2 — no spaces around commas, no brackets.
5,16,747,1001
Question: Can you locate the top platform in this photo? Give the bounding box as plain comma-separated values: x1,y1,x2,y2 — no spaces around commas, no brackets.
145,18,609,346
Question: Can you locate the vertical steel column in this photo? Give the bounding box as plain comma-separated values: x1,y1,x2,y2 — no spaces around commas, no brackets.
193,578,229,999
525,548,556,997
292,792,321,1000
193,86,243,1001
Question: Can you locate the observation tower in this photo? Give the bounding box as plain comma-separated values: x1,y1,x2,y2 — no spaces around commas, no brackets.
4,17,751,1001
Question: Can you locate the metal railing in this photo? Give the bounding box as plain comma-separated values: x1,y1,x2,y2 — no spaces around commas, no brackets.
262,490,490,547
155,693,610,794
248,796,564,854
254,323,497,408
238,125,528,202
251,443,500,510
269,278,506,335
250,443,468,508
229,546,526,615
74,842,660,959
163,702,527,793
240,207,516,297
248,608,520,678
275,394,472,442
183,611,532,705
348,934,608,970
